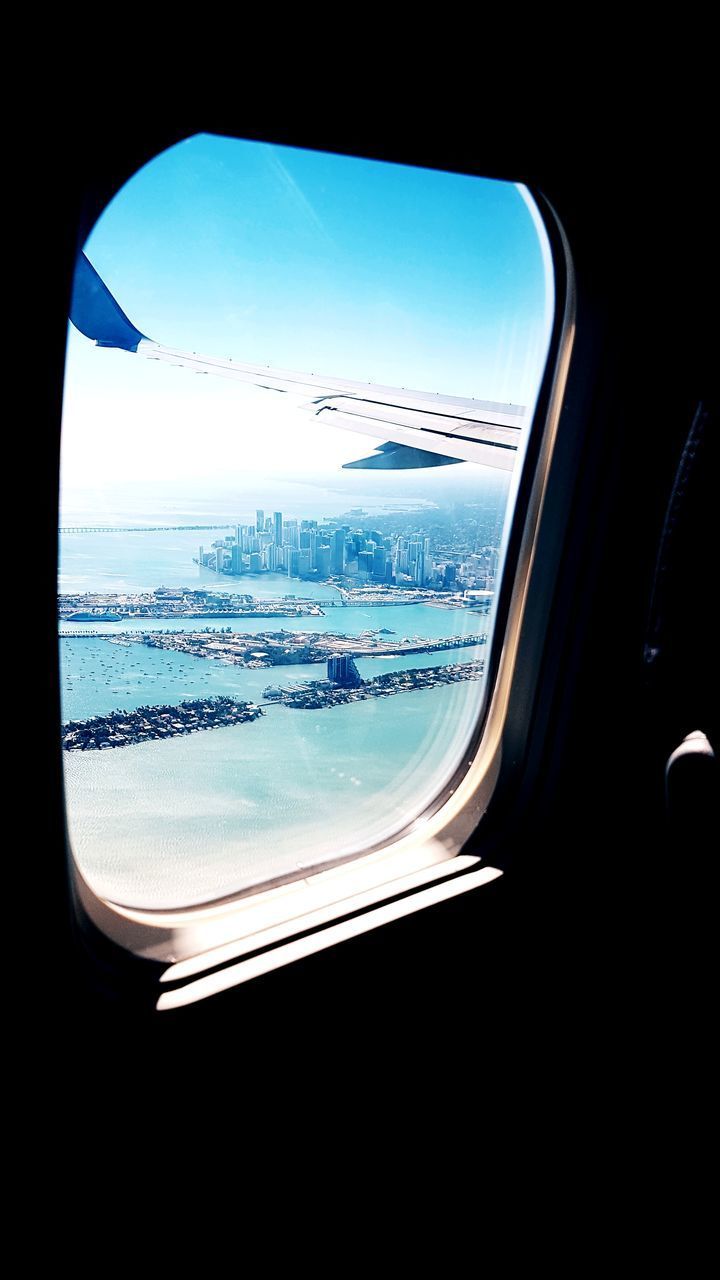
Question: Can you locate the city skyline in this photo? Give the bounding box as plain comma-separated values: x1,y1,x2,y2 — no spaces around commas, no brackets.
195,496,503,594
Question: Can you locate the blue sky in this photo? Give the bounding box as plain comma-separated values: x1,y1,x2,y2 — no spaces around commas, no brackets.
62,132,553,492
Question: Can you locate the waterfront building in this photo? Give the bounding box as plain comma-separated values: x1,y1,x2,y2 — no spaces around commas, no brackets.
298,549,311,576
373,546,386,578
249,552,262,573
287,549,300,577
328,655,362,688
231,545,243,574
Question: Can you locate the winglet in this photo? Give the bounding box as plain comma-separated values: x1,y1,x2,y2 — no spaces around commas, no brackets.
69,252,150,352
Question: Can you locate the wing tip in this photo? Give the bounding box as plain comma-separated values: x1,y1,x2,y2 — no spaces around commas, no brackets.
69,252,149,352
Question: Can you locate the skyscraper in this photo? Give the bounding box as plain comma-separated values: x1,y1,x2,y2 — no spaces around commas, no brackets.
256,509,264,533
274,511,283,546
328,655,362,687
331,529,345,574
315,545,331,577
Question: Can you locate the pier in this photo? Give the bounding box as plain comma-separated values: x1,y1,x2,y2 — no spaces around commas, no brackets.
60,524,234,534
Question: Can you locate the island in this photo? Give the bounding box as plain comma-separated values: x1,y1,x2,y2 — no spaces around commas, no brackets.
267,659,486,708
62,696,263,751
138,628,487,668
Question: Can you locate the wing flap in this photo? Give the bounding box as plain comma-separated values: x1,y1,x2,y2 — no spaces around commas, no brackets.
138,342,523,465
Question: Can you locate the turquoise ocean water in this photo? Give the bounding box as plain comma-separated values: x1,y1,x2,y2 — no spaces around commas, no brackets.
60,526,492,909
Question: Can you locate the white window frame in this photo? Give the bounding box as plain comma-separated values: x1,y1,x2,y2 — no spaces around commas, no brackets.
62,181,575,1011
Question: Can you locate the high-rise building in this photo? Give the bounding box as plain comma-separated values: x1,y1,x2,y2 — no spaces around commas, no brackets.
328,655,362,687
249,552,262,573
274,512,283,546
231,545,243,574
287,549,300,577
315,545,331,577
256,509,264,533
331,529,345,574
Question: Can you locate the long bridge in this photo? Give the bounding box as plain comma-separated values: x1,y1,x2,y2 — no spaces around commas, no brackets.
60,524,234,534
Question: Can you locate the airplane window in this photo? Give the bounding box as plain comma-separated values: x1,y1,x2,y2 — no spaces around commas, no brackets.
59,133,555,911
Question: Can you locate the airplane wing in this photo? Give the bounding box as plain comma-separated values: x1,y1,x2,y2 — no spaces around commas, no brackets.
70,252,526,471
